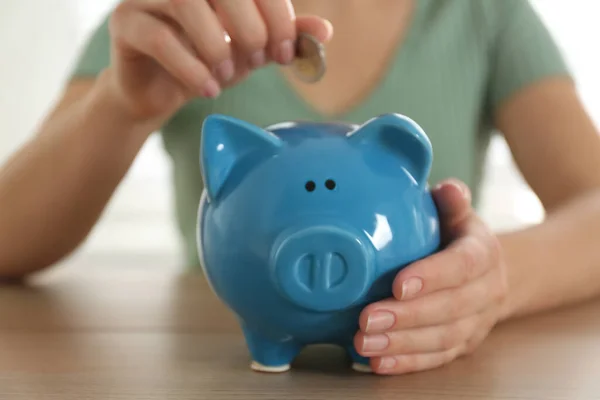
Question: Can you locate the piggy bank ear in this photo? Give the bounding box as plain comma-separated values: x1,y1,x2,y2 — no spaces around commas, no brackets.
200,114,283,202
347,113,433,186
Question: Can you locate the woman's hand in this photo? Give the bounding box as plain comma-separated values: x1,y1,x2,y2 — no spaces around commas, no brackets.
354,179,509,375
106,0,333,121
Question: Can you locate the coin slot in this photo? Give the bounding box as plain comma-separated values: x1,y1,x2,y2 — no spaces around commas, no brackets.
325,179,336,190
305,181,316,192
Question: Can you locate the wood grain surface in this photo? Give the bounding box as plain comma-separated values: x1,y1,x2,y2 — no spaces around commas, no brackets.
1,258,600,400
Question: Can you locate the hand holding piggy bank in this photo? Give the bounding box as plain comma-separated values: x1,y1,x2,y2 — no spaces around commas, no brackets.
197,113,441,373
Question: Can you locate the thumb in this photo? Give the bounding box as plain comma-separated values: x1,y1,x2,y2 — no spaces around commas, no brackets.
296,15,334,43
431,179,473,240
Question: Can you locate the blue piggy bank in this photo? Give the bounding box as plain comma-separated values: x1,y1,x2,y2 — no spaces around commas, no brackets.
197,113,441,373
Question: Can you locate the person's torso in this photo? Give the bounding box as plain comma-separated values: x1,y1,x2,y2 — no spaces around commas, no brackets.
160,0,500,266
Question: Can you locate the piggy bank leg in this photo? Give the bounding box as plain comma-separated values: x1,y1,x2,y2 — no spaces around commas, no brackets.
241,325,301,373
346,345,373,373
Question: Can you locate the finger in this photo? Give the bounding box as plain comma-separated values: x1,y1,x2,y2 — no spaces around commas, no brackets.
169,0,235,83
212,0,269,68
369,345,464,375
255,0,296,64
392,230,500,299
128,0,175,15
354,314,481,357
464,306,500,355
295,15,334,43
110,7,219,97
360,268,504,332
431,178,473,241
226,41,251,85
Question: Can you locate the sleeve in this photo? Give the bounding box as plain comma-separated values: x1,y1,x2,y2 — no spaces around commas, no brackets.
486,0,571,111
70,17,112,78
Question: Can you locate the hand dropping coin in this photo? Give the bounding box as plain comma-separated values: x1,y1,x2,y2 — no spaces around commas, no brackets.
291,32,326,83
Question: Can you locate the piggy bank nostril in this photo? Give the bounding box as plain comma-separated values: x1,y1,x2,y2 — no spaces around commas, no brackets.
325,179,336,190
296,252,349,291
305,181,316,192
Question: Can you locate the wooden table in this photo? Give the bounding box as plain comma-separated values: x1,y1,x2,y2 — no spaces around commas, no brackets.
2,255,600,400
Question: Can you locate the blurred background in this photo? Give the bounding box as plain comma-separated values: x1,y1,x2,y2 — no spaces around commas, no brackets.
0,0,599,267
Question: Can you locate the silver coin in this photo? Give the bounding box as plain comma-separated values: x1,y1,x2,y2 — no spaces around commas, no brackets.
291,32,326,83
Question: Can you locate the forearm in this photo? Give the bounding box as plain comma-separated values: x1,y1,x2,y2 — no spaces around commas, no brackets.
499,188,600,320
0,71,159,278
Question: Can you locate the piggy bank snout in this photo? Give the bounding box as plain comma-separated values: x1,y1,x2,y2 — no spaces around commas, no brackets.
270,225,373,312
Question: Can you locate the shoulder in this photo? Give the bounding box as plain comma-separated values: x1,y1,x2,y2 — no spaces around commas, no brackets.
418,0,541,41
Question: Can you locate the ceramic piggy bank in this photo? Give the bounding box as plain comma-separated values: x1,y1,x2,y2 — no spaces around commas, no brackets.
197,113,441,373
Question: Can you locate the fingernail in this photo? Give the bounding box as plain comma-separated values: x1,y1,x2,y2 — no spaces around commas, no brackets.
448,180,468,199
362,334,390,352
250,50,266,68
215,59,234,82
323,19,334,41
378,356,397,370
366,311,395,332
278,39,294,64
201,79,221,98
401,277,423,300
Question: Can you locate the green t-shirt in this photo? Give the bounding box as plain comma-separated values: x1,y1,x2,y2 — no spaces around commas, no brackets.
72,0,569,267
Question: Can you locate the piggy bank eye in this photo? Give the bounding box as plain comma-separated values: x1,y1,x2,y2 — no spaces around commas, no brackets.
305,180,316,192
325,179,336,190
